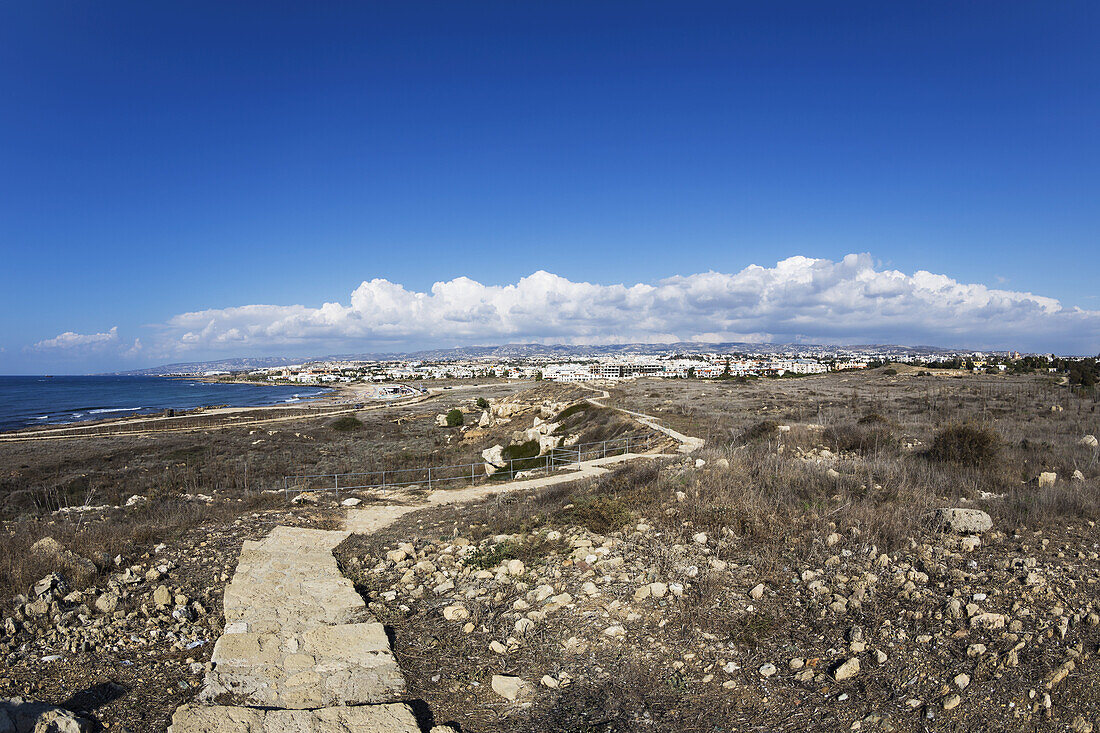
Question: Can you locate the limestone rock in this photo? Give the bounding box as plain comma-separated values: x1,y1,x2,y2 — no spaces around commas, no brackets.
153,585,172,608
833,657,861,681
94,592,119,614
443,604,469,621
1038,471,1057,488
29,538,97,581
1079,434,1098,448
931,508,992,534
491,675,527,701
0,698,89,733
481,445,505,475
169,703,419,733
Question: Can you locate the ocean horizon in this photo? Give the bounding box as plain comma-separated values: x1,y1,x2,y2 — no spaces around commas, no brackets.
0,375,330,432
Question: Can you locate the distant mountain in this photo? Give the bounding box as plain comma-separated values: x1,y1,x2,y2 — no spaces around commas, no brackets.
108,341,974,375
323,341,964,362
105,356,302,376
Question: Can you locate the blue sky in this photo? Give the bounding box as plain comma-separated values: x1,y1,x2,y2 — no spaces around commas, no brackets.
2,1,1098,372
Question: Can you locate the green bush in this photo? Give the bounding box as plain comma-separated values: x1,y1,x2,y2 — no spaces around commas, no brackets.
502,440,541,461
445,408,464,427
330,416,363,432
476,397,490,409
882,368,898,376
928,422,1000,465
553,402,591,422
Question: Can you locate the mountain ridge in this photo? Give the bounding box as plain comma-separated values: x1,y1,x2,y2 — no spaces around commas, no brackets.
101,341,975,375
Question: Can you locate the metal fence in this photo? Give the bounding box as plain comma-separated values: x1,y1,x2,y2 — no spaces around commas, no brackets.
282,433,654,499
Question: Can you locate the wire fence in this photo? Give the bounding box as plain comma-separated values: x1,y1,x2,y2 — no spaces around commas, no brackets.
282,433,654,499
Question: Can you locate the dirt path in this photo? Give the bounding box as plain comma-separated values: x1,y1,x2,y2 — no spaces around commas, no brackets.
170,394,702,732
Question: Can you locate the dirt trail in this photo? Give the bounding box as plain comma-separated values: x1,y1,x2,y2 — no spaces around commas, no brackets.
170,388,703,732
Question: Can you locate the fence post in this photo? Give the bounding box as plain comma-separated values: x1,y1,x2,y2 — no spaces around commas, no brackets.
334,473,338,497
428,466,432,490
381,470,386,491
284,475,287,501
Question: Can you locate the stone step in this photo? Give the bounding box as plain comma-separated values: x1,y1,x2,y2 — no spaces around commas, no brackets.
202,622,406,709
221,529,365,636
168,702,420,733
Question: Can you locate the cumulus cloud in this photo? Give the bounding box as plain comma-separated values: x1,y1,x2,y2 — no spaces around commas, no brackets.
147,254,1099,354
33,326,121,350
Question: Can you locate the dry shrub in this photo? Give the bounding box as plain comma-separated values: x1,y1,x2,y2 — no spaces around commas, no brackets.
330,415,364,432
736,420,779,444
994,481,1100,527
928,422,1000,465
0,494,279,603
825,422,899,455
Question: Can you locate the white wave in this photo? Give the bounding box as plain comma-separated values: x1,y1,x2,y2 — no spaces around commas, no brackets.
34,415,49,420
88,407,143,414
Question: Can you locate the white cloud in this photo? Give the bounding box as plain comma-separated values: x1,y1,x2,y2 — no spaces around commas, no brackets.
25,255,1100,363
33,326,121,350
146,254,1098,354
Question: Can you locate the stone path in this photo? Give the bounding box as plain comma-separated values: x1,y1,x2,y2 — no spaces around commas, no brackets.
171,392,703,732
169,527,419,732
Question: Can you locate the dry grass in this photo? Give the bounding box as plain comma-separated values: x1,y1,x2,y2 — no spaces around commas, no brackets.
0,493,284,605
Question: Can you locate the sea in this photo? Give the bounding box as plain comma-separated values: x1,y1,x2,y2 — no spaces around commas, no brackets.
0,375,331,432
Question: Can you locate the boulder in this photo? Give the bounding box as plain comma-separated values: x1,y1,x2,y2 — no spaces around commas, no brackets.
94,592,119,615
33,573,64,599
1038,471,1057,488
341,498,362,507
478,411,491,428
153,585,172,608
442,604,469,621
1078,435,1097,448
0,697,89,733
481,445,505,475
29,538,97,581
833,657,861,681
538,434,562,454
491,675,527,702
931,508,992,534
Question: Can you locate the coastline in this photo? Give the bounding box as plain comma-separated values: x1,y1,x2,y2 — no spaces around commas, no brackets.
0,377,347,436
0,380,445,440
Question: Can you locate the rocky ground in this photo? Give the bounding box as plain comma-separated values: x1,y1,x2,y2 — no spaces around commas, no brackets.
0,506,343,731
2,371,1098,732
333,420,1100,732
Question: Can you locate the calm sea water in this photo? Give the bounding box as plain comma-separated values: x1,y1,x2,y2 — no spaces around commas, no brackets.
0,376,330,431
